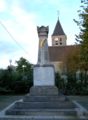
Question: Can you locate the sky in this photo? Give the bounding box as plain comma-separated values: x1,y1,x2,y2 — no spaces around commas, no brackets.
0,0,81,68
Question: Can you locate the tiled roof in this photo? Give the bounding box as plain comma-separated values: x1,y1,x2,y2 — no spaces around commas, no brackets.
52,19,65,36
49,45,80,62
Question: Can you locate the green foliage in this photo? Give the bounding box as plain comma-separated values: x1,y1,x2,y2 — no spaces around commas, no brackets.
55,71,88,95
75,0,88,70
66,47,80,73
0,57,33,95
65,72,88,95
16,57,32,73
55,73,66,94
65,73,77,95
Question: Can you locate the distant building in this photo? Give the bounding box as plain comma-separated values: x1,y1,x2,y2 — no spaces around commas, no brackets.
48,19,79,74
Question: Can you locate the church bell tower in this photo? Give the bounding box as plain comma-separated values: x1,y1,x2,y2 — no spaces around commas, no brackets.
52,19,67,46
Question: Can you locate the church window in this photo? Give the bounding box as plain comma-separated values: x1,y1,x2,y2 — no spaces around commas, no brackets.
59,38,62,45
60,42,62,45
55,41,59,45
60,38,62,41
54,38,59,45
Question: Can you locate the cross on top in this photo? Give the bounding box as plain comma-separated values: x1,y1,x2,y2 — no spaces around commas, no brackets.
57,10,60,19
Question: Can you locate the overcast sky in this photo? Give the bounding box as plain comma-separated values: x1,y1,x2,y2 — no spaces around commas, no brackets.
0,0,81,68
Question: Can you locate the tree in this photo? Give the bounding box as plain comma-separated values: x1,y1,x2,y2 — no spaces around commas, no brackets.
16,57,32,74
66,46,80,73
74,0,88,70
0,57,33,94
15,57,33,93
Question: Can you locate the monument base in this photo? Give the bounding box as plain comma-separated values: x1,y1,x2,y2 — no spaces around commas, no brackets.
30,86,58,96
33,64,55,86
0,85,87,119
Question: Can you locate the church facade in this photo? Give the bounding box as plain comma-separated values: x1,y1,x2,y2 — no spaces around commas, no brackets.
48,19,79,74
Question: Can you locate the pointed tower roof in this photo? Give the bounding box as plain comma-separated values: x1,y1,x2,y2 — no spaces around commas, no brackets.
52,19,65,36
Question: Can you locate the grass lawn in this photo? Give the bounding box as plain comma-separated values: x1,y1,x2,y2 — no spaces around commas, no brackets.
0,95,24,111
0,95,88,111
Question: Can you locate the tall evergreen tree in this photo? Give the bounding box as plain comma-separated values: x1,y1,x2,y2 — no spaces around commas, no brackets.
75,0,88,70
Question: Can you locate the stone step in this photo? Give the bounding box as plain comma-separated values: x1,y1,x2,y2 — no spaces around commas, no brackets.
0,115,87,120
5,109,77,116
14,101,76,109
23,95,66,102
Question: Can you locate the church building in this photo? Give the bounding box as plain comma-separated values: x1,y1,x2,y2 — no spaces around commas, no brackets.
49,19,79,74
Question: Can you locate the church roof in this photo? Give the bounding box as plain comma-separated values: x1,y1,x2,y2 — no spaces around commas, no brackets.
52,19,66,36
49,45,80,62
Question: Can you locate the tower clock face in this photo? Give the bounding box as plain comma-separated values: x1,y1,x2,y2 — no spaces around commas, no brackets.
54,38,58,41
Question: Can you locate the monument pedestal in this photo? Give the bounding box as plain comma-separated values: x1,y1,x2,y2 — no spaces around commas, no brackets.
33,64,58,96
33,64,55,86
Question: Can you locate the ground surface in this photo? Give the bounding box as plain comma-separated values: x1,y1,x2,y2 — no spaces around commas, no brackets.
0,95,24,111
68,96,88,110
0,95,88,111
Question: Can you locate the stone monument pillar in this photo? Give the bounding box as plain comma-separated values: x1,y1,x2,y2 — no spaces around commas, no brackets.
33,26,55,86
37,26,49,65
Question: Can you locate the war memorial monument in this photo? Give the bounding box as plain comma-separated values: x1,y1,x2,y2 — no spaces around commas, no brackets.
0,26,87,120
